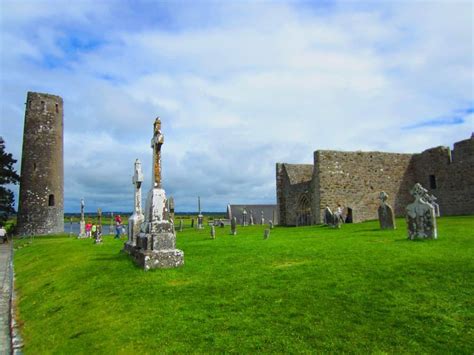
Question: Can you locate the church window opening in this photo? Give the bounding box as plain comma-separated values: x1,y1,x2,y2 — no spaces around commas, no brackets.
429,175,437,189
48,194,55,206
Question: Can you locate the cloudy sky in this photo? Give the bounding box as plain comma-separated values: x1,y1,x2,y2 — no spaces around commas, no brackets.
1,0,473,213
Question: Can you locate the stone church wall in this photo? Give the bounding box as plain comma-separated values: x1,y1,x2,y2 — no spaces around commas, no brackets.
411,136,474,216
313,150,414,223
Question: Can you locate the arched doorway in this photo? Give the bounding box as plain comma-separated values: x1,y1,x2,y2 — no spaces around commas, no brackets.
345,207,353,223
297,194,311,226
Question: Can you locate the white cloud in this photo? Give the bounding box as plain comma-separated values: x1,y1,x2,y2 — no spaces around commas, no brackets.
1,0,472,212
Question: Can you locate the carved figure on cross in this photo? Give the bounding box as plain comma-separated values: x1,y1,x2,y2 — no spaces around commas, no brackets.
151,117,164,188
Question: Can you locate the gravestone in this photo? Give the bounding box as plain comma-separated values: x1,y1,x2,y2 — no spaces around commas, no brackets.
123,117,184,269
219,218,225,228
260,210,265,225
269,220,274,229
242,208,248,226
231,217,237,235
406,183,437,240
197,196,204,229
323,206,334,225
97,208,103,237
249,211,254,226
424,193,441,217
126,159,145,248
79,198,85,238
377,191,396,230
210,225,215,239
272,209,277,226
178,219,183,232
263,229,270,239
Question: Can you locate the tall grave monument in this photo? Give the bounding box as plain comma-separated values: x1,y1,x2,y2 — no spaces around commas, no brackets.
197,196,204,229
126,159,144,248
124,118,184,269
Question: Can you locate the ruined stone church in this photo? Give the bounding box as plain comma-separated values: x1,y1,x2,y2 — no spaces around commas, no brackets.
276,135,474,226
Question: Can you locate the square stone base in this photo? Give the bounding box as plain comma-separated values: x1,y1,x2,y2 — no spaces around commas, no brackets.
123,244,184,270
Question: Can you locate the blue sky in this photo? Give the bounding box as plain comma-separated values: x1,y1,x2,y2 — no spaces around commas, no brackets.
1,0,473,213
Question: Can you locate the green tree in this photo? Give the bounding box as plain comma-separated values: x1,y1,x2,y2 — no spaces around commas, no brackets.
0,137,20,224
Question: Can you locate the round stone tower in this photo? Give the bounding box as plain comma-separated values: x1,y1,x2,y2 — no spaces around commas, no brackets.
17,91,64,235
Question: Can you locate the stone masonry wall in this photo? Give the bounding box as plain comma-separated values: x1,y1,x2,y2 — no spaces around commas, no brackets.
411,136,474,216
313,150,414,223
17,92,64,235
276,163,313,226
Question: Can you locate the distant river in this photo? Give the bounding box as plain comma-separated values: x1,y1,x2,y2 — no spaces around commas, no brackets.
64,222,128,236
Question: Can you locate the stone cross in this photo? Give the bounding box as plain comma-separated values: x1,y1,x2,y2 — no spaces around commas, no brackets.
406,183,437,240
133,159,144,215
151,117,164,188
242,208,248,226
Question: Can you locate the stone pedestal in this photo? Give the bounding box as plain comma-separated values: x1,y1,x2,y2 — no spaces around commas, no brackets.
123,188,184,270
126,213,144,247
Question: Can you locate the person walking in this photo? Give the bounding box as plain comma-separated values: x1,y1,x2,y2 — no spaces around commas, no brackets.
0,225,7,244
114,215,122,239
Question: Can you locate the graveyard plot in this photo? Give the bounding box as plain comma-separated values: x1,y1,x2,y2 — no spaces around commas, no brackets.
12,215,474,353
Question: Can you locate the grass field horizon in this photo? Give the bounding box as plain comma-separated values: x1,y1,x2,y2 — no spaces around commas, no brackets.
13,216,474,353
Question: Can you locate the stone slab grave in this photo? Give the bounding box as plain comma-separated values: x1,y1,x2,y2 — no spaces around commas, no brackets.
406,183,437,240
230,217,237,235
123,118,184,269
210,225,215,239
378,191,396,230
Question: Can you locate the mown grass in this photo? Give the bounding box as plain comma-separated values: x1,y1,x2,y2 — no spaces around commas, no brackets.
13,216,474,353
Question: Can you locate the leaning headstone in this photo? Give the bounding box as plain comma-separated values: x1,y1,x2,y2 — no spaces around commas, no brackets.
79,198,86,238
210,226,216,239
406,183,437,240
263,229,270,239
123,118,184,269
269,220,274,229
378,191,396,230
231,217,237,235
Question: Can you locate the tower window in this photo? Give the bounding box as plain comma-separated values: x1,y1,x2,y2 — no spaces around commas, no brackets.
429,175,437,189
55,103,59,113
48,194,55,206
33,163,37,171
41,101,46,113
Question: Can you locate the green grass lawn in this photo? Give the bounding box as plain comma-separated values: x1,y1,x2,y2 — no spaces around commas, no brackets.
13,216,474,353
